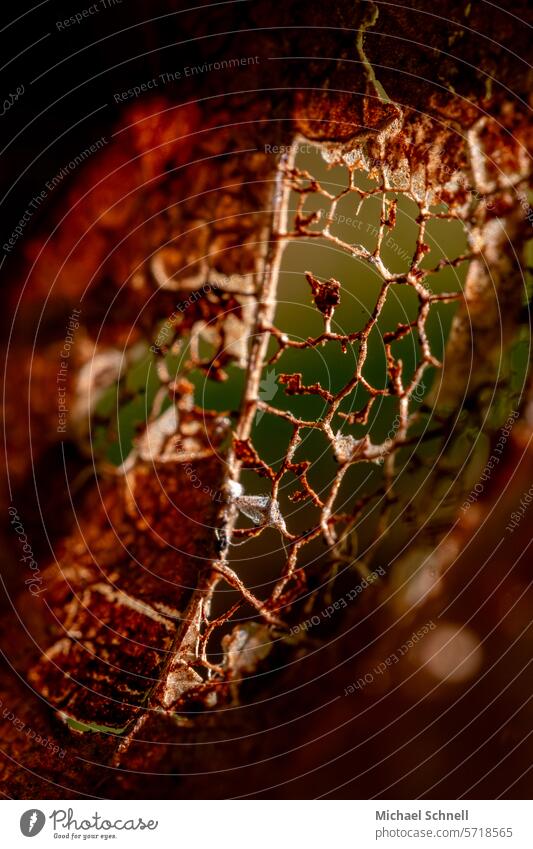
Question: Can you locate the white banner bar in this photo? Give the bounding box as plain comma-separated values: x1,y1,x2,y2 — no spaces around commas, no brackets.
2,799,532,848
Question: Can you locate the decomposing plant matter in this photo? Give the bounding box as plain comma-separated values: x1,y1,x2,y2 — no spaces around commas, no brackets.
1,0,531,799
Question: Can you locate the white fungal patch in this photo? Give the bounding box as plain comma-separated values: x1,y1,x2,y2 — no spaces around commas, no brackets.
234,492,288,535
333,431,387,464
227,480,288,535
227,479,244,500
161,665,204,708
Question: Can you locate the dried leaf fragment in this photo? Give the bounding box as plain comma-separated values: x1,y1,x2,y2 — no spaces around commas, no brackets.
278,372,334,402
305,271,341,319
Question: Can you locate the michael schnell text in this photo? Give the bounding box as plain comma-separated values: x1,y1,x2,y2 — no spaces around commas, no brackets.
376,810,469,821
